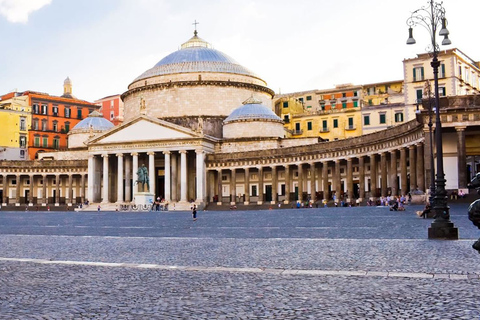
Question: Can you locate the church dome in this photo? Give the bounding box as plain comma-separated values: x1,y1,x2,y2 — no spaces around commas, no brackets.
223,97,284,139
133,32,259,82
224,97,283,124
72,110,114,131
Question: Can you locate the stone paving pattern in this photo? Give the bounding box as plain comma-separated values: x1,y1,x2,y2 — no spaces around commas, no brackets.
0,204,479,319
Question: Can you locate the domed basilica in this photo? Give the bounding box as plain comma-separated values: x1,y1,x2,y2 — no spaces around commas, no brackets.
4,30,472,211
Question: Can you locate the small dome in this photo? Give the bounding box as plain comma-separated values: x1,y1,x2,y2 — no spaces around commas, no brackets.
72,110,114,131
224,97,283,124
133,32,259,82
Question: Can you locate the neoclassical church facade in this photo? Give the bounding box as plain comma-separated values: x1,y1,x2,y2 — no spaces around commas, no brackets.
1,32,480,209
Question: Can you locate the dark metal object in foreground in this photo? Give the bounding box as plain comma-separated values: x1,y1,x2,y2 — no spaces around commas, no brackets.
468,173,480,253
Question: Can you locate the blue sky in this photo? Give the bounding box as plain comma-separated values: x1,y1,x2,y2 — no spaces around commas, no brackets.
0,0,479,102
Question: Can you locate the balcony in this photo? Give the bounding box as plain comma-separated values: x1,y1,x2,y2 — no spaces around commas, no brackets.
345,125,356,131
320,127,330,133
292,129,303,136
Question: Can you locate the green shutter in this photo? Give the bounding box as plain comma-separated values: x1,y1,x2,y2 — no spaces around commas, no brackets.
413,68,416,81
421,67,424,80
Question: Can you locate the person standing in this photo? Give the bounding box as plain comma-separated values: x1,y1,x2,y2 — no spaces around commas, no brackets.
192,204,197,221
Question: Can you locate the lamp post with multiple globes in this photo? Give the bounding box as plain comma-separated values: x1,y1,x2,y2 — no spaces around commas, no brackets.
406,0,458,239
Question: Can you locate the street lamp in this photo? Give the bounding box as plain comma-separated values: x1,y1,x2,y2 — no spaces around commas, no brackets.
407,0,458,239
423,80,436,207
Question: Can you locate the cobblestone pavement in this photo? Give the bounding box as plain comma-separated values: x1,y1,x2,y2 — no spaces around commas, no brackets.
0,204,479,319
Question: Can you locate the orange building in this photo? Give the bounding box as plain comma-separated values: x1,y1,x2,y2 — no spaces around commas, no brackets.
26,78,99,159
95,94,124,126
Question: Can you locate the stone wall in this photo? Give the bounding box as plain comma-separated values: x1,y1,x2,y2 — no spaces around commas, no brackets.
223,121,285,139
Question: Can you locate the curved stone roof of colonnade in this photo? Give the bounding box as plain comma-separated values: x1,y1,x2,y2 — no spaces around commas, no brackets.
207,120,424,166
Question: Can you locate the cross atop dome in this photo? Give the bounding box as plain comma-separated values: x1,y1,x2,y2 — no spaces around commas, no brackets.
193,20,199,36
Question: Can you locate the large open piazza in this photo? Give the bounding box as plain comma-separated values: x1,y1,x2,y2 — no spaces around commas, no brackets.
0,204,479,319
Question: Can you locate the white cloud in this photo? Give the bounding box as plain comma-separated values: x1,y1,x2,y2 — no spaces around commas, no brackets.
0,0,51,23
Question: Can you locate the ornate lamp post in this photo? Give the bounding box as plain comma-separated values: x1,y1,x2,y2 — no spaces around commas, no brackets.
407,0,458,239
423,80,436,207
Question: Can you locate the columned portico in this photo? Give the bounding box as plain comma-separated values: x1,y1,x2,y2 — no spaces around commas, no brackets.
400,148,408,195
131,152,138,195
409,145,416,192
102,154,109,203
284,165,290,204
164,151,171,202
116,153,124,203
380,152,387,197
195,150,205,203
244,167,250,204
148,152,155,195
271,165,277,204
358,156,365,200
456,126,467,189
179,150,188,202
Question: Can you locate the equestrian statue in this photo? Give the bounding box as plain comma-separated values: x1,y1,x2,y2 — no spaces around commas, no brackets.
136,164,150,193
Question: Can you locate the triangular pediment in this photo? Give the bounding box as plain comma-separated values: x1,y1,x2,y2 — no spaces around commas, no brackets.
88,116,201,145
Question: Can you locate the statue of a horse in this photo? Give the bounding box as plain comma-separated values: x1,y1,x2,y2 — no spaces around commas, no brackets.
468,172,480,253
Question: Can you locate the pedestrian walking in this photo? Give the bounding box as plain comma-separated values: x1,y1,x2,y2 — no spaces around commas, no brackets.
192,204,197,221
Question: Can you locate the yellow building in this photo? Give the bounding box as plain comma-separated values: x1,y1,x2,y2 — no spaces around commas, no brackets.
0,92,31,160
273,84,363,141
361,80,405,135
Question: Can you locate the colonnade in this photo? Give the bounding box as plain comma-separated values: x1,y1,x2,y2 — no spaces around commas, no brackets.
87,148,206,205
1,172,86,205
206,144,426,204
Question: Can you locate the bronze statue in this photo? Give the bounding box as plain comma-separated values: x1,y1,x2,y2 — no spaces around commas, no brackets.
468,172,480,253
136,164,149,192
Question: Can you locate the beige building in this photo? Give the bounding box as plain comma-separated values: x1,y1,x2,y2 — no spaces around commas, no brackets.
403,48,480,112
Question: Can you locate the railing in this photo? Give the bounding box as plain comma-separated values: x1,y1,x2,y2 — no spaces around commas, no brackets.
292,129,303,135
320,127,330,133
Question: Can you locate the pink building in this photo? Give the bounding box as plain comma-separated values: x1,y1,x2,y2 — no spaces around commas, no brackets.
95,94,124,126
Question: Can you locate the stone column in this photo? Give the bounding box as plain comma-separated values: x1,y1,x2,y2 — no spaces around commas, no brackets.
29,174,35,205
297,163,303,201
416,143,425,192
217,169,222,204
423,128,434,191
322,162,329,200
16,174,21,204
163,151,171,202
132,152,138,195
2,174,7,204
309,162,316,202
456,127,467,188
244,168,250,204
179,150,187,202
370,154,377,198
230,168,236,204
390,150,397,196
148,152,155,195
346,158,353,200
67,174,73,205
195,149,205,203
284,165,290,204
380,152,387,197
102,154,109,203
80,174,85,204
116,153,124,203
409,145,417,192
334,159,341,198
400,148,408,195
42,174,47,204
359,156,365,200
171,153,178,201
55,174,60,204
257,166,264,204
125,155,131,202
271,165,277,204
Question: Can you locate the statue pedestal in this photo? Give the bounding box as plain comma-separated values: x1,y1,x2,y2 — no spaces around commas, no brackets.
133,192,155,206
